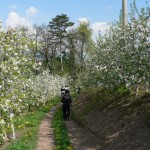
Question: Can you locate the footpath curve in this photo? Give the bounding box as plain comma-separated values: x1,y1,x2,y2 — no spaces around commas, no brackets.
36,106,57,150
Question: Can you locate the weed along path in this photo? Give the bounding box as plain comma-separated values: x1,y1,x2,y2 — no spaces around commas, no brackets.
65,120,100,150
36,106,57,150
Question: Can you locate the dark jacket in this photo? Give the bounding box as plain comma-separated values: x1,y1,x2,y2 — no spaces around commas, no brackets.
61,93,72,106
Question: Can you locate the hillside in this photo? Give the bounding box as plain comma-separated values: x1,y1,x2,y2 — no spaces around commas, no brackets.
72,89,150,150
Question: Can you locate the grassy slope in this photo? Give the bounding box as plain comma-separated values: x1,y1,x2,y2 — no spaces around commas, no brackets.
72,88,129,123
72,88,150,149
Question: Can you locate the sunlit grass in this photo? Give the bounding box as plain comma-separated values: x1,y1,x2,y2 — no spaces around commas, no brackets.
4,97,59,150
52,108,73,150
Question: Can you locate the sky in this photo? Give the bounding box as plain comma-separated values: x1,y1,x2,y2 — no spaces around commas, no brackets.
0,0,149,37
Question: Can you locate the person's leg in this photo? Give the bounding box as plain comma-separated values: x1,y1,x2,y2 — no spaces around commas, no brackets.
63,105,67,120
66,106,70,120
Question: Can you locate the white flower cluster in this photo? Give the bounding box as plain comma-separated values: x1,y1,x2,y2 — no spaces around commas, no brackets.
0,24,68,142
30,70,67,105
0,23,64,140
0,26,35,141
85,6,150,94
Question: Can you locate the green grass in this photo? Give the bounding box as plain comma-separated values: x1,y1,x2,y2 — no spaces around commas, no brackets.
52,108,73,150
5,97,59,150
71,87,130,125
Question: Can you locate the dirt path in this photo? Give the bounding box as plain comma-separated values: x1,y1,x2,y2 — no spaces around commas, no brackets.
36,105,100,150
36,106,57,150
65,120,100,150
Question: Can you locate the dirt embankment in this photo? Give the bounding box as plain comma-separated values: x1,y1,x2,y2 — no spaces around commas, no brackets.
72,91,150,150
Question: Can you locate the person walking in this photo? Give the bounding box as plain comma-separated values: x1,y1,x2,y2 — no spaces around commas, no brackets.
64,85,69,93
61,86,65,92
61,86,65,97
76,86,81,95
61,90,72,120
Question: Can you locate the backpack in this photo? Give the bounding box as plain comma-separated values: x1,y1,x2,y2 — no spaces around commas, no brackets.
62,94,71,106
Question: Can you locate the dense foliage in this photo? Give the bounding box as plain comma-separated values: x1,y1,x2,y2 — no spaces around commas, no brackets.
0,25,67,142
82,5,150,95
